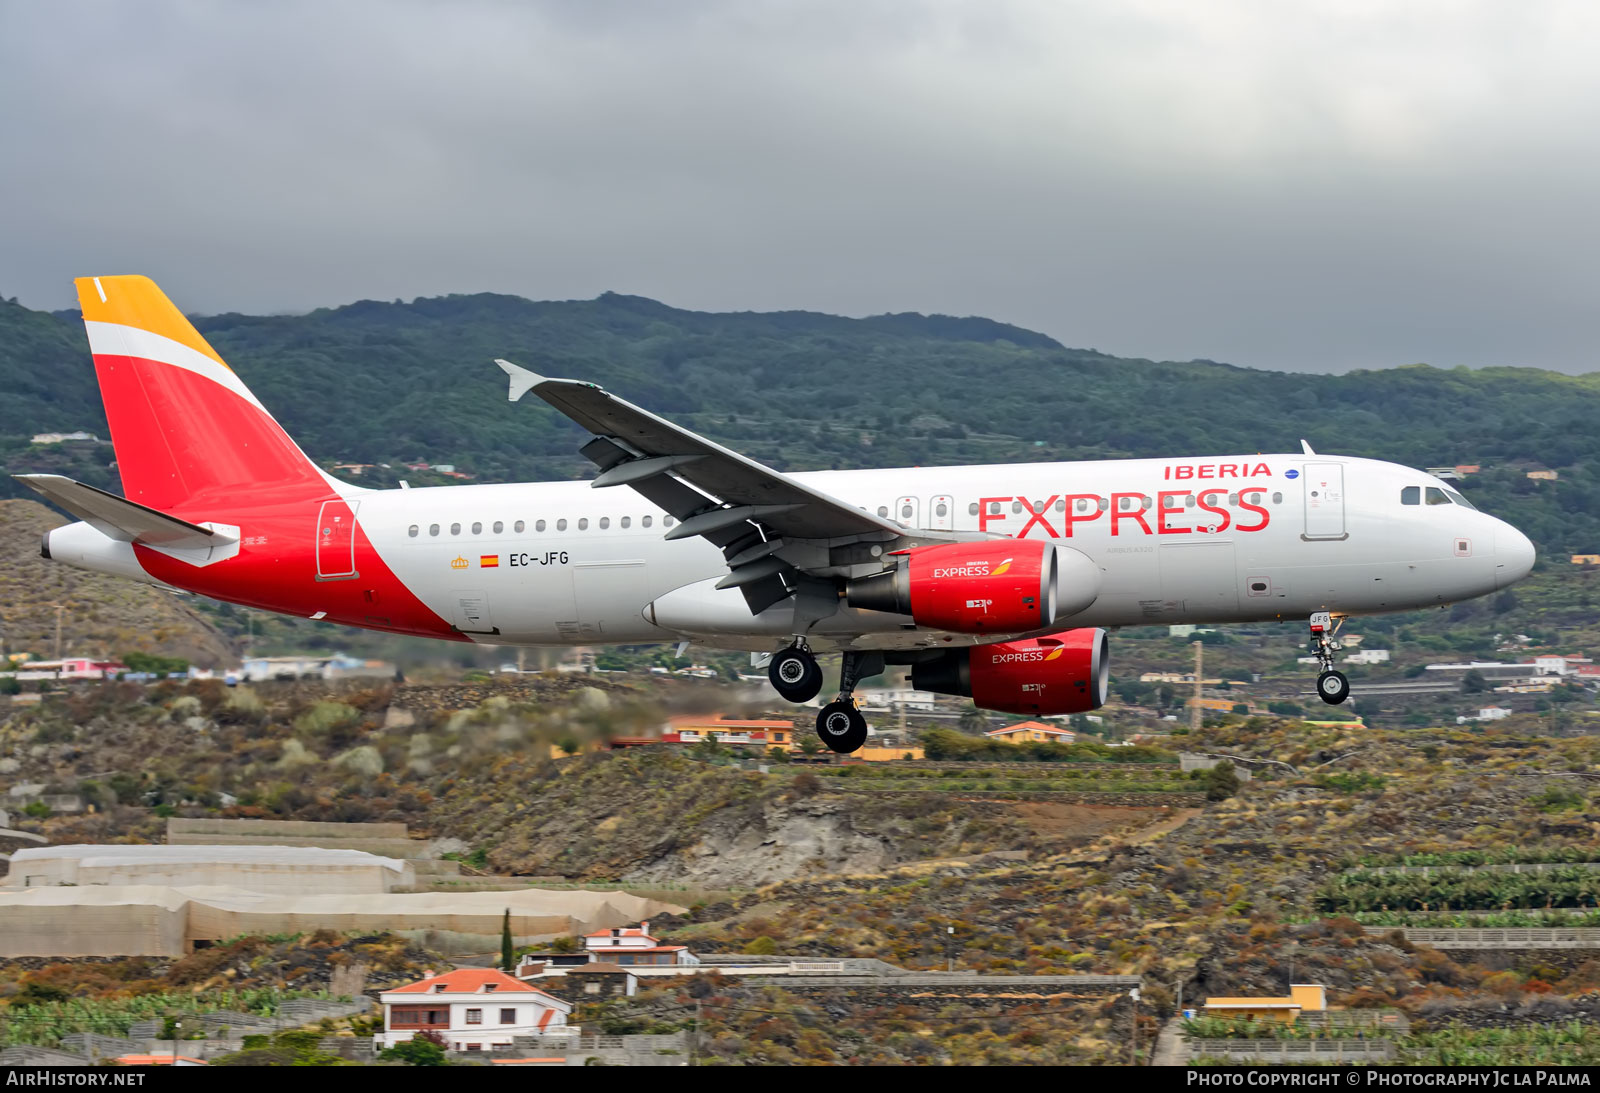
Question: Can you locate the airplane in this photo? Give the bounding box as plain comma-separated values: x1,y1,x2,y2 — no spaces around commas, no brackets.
20,276,1537,753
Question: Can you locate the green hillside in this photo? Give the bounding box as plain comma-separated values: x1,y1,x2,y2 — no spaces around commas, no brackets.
1,290,1597,552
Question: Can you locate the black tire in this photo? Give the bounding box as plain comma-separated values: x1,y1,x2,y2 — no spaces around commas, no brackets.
769,647,822,703
816,701,869,754
1317,670,1350,705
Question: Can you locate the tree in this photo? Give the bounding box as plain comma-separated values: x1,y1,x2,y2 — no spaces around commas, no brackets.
1462,670,1489,694
1204,761,1241,801
500,907,514,973
798,735,823,757
380,1031,447,1066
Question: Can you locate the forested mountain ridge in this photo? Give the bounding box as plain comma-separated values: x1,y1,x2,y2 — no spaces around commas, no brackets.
1,289,1597,552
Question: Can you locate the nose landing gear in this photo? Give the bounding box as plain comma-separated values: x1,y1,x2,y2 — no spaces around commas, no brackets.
1308,611,1350,705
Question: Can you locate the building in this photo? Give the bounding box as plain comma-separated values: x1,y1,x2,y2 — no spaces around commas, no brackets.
10,658,126,681
240,653,393,682
1426,656,1591,684
30,432,99,445
556,963,638,1000
984,721,1076,744
855,687,938,712
1203,984,1327,1023
1343,649,1391,665
1573,555,1600,566
662,716,797,751
1457,707,1513,724
583,922,700,966
1527,469,1559,481
4,844,414,894
376,969,573,1052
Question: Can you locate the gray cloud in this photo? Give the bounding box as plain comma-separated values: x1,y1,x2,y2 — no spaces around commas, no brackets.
3,0,1598,372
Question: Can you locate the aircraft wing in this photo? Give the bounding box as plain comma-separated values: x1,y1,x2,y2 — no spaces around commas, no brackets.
496,360,967,612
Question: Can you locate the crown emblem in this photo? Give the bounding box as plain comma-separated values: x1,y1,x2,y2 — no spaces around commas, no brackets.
450,556,468,570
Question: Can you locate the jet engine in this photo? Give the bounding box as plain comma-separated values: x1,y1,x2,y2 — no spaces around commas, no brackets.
910,628,1109,716
845,539,1100,634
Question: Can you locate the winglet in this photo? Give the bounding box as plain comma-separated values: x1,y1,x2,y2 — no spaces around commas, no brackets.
495,359,544,403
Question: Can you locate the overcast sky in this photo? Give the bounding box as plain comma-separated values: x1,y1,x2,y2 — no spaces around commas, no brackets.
3,0,1598,372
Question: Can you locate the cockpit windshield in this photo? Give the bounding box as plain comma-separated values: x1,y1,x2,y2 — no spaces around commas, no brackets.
1400,485,1478,510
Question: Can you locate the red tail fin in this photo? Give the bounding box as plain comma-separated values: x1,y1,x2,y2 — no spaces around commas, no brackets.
76,275,330,512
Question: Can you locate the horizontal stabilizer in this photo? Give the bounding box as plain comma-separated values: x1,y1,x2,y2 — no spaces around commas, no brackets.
13,474,230,550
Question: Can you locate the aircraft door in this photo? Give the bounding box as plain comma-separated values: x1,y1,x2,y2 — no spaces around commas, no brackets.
1302,463,1347,540
893,495,919,528
315,499,360,580
929,495,954,531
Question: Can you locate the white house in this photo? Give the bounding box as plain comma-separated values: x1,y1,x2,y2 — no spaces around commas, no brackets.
583,922,700,966
1343,649,1391,665
376,968,573,1052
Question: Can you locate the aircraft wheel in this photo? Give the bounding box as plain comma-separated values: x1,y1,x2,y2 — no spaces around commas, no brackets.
769,647,822,703
1317,670,1350,705
816,701,868,753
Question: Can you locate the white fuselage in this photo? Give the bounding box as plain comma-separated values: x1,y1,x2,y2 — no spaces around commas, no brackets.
337,453,1533,652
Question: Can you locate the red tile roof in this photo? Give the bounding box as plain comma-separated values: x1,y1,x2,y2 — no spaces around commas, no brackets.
386,968,560,997
985,720,1075,738
584,926,651,939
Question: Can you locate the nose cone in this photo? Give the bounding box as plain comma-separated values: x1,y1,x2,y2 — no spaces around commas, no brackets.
1495,523,1536,588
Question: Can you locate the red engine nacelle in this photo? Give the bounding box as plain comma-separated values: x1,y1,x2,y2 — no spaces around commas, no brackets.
911,628,1109,716
846,539,1099,634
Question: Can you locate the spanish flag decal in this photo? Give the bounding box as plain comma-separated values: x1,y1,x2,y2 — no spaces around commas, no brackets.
480,555,500,568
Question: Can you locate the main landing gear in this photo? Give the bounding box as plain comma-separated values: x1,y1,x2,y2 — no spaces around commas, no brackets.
815,649,880,755
1308,611,1350,705
768,642,823,703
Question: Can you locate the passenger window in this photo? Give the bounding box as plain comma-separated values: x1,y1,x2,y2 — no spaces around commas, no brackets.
429,524,440,536
1401,486,1420,506
1425,487,1450,506
408,525,418,537
1140,496,1151,510
1227,493,1238,505
1119,496,1130,511
1097,498,1108,511
557,518,567,531
514,520,525,533
1012,501,1023,514
1272,492,1282,504
1054,499,1065,513
599,517,610,529
968,502,979,515
900,504,913,520
664,516,675,527
877,506,889,517
988,502,1001,515
1184,496,1195,507
450,523,461,535
578,518,589,530
642,515,652,528
621,516,631,528
935,502,948,518
471,522,482,535
493,521,503,534
534,519,545,532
